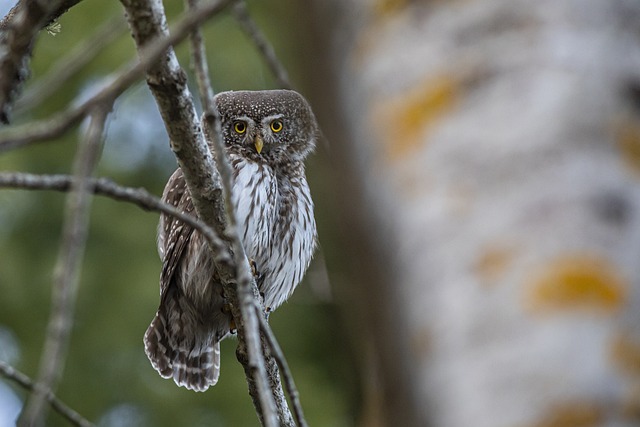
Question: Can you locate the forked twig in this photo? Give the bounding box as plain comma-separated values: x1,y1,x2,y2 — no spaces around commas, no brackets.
0,360,95,427
256,306,309,427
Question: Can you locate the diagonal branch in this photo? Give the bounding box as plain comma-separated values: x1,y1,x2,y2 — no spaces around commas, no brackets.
231,0,291,90
0,360,95,427
256,306,308,427
17,106,109,427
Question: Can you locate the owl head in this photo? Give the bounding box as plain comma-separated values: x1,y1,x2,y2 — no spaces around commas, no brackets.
214,90,318,167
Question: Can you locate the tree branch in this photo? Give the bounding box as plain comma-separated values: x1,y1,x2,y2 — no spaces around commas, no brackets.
18,106,109,427
256,306,308,427
0,360,94,427
0,172,230,265
119,0,238,243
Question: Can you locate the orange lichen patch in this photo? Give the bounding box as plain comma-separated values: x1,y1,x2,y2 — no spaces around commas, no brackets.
374,75,459,161
615,119,640,175
374,0,410,17
611,335,640,376
526,254,627,314
529,402,602,427
474,243,518,285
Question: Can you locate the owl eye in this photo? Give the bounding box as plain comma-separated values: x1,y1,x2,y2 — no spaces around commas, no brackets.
233,121,247,134
270,120,283,133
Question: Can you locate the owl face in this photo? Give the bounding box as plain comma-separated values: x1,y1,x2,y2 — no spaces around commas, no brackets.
214,90,318,166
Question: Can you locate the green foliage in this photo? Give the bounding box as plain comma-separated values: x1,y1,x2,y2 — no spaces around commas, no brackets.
0,1,356,425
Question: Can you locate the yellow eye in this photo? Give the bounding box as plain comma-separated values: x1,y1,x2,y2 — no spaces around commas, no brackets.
233,121,247,134
270,120,283,133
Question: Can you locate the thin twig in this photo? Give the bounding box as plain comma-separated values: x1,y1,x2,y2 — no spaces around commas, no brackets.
0,360,95,427
186,0,215,113
186,1,280,425
231,0,292,90
0,172,230,264
18,106,108,427
256,306,309,427
0,0,233,152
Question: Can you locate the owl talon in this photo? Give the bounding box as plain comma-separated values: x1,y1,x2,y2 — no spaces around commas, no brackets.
250,258,265,288
259,292,268,308
249,258,259,277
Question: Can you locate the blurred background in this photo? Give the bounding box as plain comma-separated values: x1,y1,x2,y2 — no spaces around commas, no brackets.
0,1,358,426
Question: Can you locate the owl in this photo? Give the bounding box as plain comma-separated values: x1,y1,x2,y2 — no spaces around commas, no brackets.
143,90,318,392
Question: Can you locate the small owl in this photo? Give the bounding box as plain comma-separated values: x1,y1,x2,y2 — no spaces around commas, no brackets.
144,90,318,391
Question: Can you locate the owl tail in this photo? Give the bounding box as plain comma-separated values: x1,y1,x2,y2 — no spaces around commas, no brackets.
143,304,220,392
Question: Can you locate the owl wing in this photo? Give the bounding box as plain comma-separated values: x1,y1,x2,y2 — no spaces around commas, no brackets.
157,168,196,296
147,168,222,391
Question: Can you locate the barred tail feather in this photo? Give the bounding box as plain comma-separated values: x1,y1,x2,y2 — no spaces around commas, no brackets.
144,308,220,392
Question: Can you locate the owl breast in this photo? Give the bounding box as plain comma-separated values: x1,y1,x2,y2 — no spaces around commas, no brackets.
231,156,316,310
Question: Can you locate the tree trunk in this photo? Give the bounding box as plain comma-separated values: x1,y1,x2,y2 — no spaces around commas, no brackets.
309,1,640,426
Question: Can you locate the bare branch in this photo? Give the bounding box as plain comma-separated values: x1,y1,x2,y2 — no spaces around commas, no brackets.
0,360,95,427
185,1,283,425
231,0,291,90
256,306,308,427
0,172,230,265
0,105,87,152
0,0,233,153
18,106,109,427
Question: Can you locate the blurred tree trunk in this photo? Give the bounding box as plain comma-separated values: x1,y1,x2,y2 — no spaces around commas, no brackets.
308,1,640,426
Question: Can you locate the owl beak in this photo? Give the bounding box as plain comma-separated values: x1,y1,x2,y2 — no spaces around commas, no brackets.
254,135,264,154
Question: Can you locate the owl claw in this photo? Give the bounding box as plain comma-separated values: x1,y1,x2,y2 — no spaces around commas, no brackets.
220,303,237,334
249,258,265,287
249,258,259,277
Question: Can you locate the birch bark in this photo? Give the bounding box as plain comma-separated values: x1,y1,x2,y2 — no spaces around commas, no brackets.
310,1,640,426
